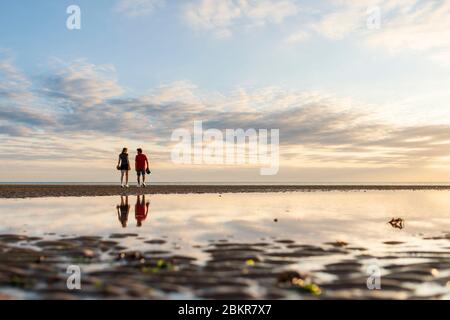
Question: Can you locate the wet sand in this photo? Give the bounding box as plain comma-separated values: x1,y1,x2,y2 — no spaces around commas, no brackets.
0,233,448,299
1,184,450,199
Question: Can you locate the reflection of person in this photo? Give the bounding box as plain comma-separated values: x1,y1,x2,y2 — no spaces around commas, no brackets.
135,148,149,187
116,196,130,228
135,195,150,227
117,147,130,188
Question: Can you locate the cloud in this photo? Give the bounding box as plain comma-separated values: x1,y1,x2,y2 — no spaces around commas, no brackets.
284,0,450,66
0,55,33,105
240,0,300,24
116,1,450,66
1,57,128,137
285,30,310,44
106,82,450,168
146,81,203,106
41,59,124,108
1,56,450,171
310,7,363,40
114,0,164,17
0,108,53,127
0,124,33,137
364,0,450,64
0,54,55,134
184,0,299,38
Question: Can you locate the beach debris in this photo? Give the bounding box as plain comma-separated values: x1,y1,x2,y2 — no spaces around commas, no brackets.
388,218,404,229
291,278,322,296
277,271,303,283
156,258,172,270
93,279,104,289
277,271,321,296
141,259,175,273
117,251,144,261
245,259,255,266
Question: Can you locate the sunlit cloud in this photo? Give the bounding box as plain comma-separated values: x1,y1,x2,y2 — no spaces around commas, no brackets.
1,0,450,182
0,54,33,105
284,0,450,66
284,30,310,44
1,55,450,176
365,0,450,65
184,0,299,38
41,59,124,108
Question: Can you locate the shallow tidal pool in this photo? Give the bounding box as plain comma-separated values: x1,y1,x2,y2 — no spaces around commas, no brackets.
0,191,449,299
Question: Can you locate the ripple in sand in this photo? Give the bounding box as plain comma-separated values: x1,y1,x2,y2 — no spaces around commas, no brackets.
0,233,448,300
109,233,138,239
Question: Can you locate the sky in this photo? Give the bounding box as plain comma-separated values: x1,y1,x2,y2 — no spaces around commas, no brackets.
1,0,450,183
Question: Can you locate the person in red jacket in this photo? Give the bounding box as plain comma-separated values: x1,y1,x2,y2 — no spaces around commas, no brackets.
135,148,149,187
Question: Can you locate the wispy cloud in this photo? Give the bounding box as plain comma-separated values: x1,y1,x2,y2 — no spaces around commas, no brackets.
284,0,450,65
0,53,54,136
310,6,363,40
364,0,450,65
0,54,33,104
41,59,124,108
1,55,450,174
114,0,164,17
285,30,310,44
184,0,299,38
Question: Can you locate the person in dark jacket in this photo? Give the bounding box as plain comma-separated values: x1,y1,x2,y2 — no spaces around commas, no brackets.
117,147,130,188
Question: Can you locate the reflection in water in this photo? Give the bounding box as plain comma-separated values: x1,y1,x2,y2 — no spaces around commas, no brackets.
1,190,449,300
117,195,150,228
135,195,150,227
116,195,130,228
1,191,449,253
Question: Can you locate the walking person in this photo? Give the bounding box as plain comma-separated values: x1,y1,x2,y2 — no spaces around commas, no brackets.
117,147,130,188
135,148,150,187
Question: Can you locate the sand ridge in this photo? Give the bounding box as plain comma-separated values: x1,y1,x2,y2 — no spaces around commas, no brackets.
1,184,450,199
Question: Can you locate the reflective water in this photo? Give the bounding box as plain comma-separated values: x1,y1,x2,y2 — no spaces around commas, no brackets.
0,191,449,299
1,191,449,246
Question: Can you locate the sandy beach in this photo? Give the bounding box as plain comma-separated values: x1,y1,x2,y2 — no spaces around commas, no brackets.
1,184,450,198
